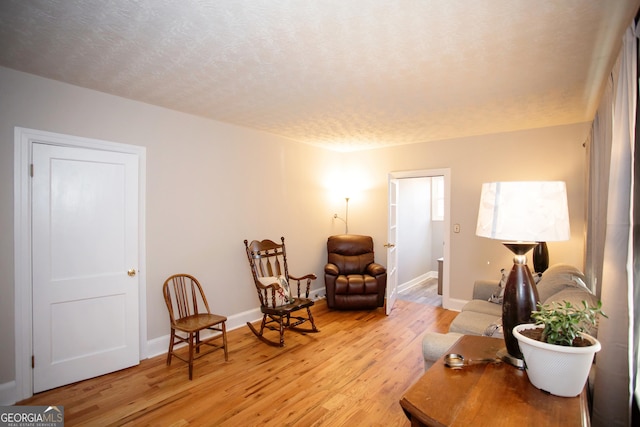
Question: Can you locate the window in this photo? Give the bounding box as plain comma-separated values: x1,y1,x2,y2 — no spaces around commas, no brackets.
431,176,444,221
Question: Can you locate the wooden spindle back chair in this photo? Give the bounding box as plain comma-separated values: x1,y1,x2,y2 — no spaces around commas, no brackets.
163,274,228,379
244,237,319,346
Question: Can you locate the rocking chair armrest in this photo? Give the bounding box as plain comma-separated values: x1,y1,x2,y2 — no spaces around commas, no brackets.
288,273,317,281
255,280,280,290
289,274,317,298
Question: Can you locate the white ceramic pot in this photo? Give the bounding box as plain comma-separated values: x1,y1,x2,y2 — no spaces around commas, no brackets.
513,324,601,397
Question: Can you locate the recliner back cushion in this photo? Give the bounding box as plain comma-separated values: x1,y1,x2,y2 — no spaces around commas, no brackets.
328,252,375,275
327,234,375,275
536,263,589,303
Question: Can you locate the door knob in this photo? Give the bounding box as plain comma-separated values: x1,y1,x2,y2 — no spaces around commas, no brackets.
384,243,395,248
127,269,136,277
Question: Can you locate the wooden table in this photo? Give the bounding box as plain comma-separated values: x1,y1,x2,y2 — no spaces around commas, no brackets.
400,335,590,427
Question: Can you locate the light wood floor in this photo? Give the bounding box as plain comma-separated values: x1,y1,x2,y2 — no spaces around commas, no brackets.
19,299,457,426
397,278,442,307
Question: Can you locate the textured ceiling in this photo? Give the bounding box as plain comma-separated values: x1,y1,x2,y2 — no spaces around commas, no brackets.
1,1,638,151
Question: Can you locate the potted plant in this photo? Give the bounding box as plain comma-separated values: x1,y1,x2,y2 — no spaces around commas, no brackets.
512,300,607,397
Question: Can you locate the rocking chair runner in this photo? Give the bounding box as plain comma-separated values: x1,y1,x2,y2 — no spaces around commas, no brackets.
244,237,319,346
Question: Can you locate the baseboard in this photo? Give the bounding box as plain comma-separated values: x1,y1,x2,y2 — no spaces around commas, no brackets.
0,380,16,405
309,287,326,301
444,297,466,312
146,306,263,358
398,272,437,293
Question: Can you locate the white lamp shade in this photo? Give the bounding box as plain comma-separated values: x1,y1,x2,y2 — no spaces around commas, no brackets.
476,181,570,242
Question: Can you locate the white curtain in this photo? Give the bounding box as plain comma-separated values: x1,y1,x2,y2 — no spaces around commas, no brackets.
585,68,613,298
591,22,637,427
635,167,640,425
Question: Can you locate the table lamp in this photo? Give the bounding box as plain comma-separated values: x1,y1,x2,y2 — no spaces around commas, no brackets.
476,181,570,367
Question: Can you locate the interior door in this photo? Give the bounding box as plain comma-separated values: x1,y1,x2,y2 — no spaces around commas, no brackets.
32,142,140,393
385,177,399,315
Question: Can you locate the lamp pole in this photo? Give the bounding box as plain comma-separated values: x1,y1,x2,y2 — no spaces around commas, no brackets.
333,197,350,234
344,197,349,234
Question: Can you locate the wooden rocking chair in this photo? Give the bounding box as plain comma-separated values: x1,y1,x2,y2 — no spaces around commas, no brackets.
244,237,319,346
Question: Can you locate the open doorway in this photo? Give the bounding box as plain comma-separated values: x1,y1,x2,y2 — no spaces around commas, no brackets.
392,169,450,308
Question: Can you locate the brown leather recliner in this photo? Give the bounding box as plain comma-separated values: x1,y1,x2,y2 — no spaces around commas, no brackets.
324,234,387,310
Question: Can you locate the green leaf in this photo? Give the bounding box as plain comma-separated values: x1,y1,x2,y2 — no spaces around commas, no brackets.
530,300,607,346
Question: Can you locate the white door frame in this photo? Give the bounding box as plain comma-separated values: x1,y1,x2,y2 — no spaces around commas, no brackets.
389,168,451,309
13,127,147,401
385,177,399,314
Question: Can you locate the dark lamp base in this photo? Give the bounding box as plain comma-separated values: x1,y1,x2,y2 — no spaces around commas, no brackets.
532,242,549,273
497,347,525,369
501,242,540,361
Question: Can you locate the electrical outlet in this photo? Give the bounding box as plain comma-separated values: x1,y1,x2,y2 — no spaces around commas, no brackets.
311,289,327,301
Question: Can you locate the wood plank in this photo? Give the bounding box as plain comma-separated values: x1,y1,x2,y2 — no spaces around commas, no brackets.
397,278,442,307
19,299,457,426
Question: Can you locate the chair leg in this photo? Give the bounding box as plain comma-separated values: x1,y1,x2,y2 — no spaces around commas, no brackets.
278,316,285,347
260,315,267,335
247,316,284,347
222,322,229,361
167,329,175,366
188,332,194,380
307,307,319,332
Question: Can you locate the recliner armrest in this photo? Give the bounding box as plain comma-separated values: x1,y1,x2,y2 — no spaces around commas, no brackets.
366,262,386,276
324,263,339,275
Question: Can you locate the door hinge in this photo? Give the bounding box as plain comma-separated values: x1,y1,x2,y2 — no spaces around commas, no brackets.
30,164,34,177
31,355,35,368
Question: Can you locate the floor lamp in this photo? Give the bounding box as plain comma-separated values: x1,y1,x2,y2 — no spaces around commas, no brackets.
333,197,350,234
475,181,570,367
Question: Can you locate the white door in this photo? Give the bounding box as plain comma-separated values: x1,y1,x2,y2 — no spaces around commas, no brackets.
385,178,399,315
32,143,140,393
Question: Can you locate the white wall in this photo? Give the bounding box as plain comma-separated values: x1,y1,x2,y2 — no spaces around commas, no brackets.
0,67,344,387
431,219,444,268
397,177,431,285
0,66,590,391
343,122,590,302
